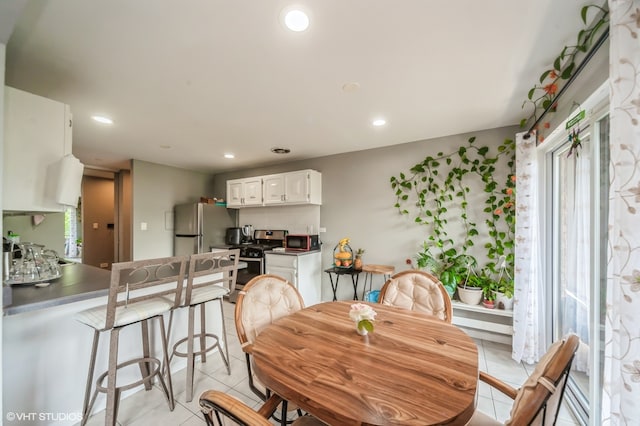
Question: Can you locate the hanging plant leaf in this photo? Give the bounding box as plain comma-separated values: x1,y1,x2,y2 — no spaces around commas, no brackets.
527,87,536,100
580,5,589,24
561,62,575,79
539,70,552,83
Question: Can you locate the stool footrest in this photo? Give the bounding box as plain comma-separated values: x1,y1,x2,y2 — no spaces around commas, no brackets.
95,357,163,393
172,333,222,358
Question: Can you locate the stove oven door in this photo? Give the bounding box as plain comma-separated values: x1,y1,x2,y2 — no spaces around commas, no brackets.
229,256,263,303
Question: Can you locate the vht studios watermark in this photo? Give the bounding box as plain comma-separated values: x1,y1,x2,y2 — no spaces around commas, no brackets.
6,411,83,422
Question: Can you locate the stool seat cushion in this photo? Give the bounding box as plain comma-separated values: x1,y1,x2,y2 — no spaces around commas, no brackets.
75,297,174,330
188,285,229,306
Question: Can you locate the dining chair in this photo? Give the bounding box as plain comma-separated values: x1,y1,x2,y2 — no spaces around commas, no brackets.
199,390,325,426
169,249,239,402
234,274,305,424
378,269,452,322
468,334,580,425
75,256,187,426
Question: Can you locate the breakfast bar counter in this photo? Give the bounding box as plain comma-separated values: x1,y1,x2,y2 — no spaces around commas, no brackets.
4,263,111,316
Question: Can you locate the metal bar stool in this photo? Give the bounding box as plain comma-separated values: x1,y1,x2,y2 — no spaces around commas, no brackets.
360,264,395,301
75,256,187,426
169,249,239,402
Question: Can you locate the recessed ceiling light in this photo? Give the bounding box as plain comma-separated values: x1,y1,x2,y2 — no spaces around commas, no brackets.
271,147,291,154
342,82,360,92
224,153,235,159
159,145,171,149
372,119,387,127
92,115,113,124
284,9,309,32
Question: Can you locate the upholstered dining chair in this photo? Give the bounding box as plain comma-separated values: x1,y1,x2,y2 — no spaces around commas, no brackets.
199,390,325,426
234,274,305,424
378,269,452,322
468,334,580,425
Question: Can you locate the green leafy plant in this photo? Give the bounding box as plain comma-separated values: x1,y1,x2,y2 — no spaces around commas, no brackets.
390,136,515,294
521,3,609,142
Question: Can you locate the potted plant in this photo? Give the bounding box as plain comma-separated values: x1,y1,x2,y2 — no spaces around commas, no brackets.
458,271,485,305
494,277,514,310
416,245,477,298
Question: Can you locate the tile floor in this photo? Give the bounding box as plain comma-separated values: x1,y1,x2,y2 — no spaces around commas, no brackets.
80,301,581,425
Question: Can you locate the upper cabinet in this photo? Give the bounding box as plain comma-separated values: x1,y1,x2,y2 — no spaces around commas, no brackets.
227,170,321,208
226,177,263,208
3,87,81,212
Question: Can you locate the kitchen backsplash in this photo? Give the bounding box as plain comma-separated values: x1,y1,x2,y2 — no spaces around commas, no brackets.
238,205,320,235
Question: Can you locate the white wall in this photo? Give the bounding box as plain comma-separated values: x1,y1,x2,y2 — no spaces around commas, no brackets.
214,126,517,301
2,213,65,254
131,160,215,260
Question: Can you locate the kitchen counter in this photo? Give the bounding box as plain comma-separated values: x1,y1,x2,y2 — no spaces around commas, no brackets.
4,263,111,316
4,260,248,316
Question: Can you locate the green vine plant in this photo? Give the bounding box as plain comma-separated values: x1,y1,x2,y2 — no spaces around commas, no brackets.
390,136,515,295
521,3,609,142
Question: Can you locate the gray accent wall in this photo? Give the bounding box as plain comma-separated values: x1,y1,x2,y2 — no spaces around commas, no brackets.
131,159,215,260
213,126,518,301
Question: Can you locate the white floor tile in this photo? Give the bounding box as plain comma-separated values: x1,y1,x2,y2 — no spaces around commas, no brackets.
180,414,207,425
476,396,495,419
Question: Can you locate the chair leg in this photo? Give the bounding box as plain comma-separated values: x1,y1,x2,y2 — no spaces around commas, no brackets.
105,328,120,426
140,319,153,390
80,329,100,425
200,303,207,363
281,400,288,426
217,298,231,374
186,304,196,402
157,315,175,410
246,352,267,401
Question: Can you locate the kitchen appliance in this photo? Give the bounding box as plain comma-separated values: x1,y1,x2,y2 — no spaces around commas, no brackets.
285,234,320,251
225,227,242,245
241,224,254,243
227,229,288,303
174,202,237,256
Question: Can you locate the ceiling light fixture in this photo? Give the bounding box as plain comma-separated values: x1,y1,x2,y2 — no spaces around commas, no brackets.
283,9,309,32
372,119,387,127
92,115,113,124
224,153,235,159
271,147,291,154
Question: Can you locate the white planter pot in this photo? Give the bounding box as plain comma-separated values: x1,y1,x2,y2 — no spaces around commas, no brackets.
457,286,483,305
494,291,513,310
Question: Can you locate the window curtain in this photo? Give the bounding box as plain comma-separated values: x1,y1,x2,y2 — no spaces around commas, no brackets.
512,130,547,363
564,147,591,374
603,0,640,424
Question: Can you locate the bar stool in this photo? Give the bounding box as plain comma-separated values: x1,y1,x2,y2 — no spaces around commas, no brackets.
360,264,395,301
169,249,239,402
75,256,187,426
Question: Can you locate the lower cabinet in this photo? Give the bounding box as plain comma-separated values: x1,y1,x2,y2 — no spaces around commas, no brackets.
265,251,322,306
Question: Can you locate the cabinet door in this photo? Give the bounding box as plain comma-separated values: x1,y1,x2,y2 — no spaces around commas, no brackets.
226,181,243,207
266,265,297,286
3,87,71,212
263,174,285,205
243,178,263,206
283,171,309,204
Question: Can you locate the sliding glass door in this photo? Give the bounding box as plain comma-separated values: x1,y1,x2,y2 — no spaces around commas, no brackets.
543,92,608,424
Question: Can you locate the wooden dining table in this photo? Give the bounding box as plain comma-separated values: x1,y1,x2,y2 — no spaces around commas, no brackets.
251,301,479,425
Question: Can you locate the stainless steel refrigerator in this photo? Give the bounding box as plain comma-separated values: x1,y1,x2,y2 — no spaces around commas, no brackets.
174,202,237,256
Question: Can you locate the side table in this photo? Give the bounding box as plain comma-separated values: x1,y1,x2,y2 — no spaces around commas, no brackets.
324,267,361,301
360,264,395,300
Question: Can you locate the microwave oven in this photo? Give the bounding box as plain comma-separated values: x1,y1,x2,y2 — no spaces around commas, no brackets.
285,234,320,251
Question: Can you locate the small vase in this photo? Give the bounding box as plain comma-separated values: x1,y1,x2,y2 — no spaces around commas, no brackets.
356,326,368,336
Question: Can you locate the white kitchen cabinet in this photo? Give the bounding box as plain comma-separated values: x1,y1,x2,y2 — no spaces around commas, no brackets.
3,86,74,212
262,170,322,206
265,251,322,306
226,177,263,207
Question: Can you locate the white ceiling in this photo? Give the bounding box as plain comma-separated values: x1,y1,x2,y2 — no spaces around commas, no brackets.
5,0,593,173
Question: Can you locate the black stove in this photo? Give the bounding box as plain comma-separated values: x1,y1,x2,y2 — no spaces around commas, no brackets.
227,229,287,302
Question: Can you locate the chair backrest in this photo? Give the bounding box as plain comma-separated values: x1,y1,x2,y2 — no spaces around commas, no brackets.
235,274,305,348
200,390,276,426
184,249,240,306
506,334,580,426
106,256,188,329
378,269,452,322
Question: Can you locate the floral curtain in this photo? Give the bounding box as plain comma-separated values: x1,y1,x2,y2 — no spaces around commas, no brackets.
602,0,640,424
512,130,547,363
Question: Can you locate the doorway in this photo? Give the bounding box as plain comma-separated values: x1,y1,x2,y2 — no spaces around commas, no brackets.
81,175,115,269
541,86,609,424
